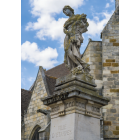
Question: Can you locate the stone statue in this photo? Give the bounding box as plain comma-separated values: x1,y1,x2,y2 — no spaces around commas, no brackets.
63,5,91,75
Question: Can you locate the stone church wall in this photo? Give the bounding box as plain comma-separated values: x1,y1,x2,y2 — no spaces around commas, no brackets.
82,41,103,88
21,123,25,140
101,6,119,140
24,67,50,140
116,0,119,8
82,6,119,140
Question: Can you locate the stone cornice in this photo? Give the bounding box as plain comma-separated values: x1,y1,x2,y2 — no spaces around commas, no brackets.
41,73,109,119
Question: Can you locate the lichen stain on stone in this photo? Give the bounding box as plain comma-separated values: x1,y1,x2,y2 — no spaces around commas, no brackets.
113,131,119,135
85,57,89,62
116,126,119,130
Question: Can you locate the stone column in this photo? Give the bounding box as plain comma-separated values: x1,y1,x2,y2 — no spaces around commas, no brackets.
42,73,109,140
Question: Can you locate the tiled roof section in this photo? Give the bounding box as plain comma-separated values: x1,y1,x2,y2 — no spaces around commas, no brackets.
45,75,56,95
21,89,32,115
45,63,70,78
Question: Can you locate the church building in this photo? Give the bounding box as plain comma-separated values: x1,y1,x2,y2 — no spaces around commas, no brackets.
21,1,119,140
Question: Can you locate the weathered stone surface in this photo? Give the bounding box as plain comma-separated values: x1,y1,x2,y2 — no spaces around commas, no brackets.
110,39,116,42
101,5,119,139
63,6,89,71
106,59,115,62
107,117,116,121
104,121,111,126
85,57,89,62
104,131,113,137
110,89,119,92
42,72,109,140
110,109,116,113
112,52,119,56
23,67,50,140
112,63,119,67
114,81,119,85
55,72,96,87
116,126,119,130
82,41,102,83
104,126,109,131
103,63,111,67
42,73,109,107
113,131,119,135
108,78,115,81
50,113,100,140
113,43,119,46
111,70,119,74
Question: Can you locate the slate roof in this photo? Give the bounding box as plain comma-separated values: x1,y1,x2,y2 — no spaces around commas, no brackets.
45,63,70,78
21,89,32,115
45,75,57,96
44,63,70,95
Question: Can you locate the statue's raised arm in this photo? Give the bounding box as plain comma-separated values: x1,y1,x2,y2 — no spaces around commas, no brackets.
63,5,91,75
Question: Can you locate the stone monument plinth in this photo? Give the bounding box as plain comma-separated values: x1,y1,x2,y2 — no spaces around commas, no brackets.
41,73,109,140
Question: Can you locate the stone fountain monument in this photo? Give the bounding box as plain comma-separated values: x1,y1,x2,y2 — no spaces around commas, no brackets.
41,5,109,140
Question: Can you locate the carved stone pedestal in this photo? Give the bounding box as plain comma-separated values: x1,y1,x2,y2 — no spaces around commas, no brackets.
42,73,109,140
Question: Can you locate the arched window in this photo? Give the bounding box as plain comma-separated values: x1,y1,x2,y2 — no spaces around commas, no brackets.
31,127,41,140
29,125,41,140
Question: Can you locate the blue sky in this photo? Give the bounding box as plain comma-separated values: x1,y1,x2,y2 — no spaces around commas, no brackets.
21,0,115,90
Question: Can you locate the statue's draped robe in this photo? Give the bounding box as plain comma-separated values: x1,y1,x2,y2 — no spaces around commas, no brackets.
63,14,90,72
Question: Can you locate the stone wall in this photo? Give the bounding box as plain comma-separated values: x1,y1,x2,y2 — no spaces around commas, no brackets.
82,41,103,88
24,67,50,140
101,6,119,140
21,123,25,140
116,0,119,8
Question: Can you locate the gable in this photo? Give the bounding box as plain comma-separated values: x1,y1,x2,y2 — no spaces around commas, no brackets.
101,6,119,38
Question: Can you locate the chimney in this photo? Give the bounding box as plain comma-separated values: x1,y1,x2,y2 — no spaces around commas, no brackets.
116,0,119,8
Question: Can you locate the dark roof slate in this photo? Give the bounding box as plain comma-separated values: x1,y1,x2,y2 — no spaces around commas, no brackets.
45,63,70,78
21,89,32,115
45,75,56,96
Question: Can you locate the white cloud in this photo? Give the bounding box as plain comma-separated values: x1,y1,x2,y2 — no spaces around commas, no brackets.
110,0,114,2
105,3,110,8
25,0,113,42
28,77,35,82
94,16,99,21
86,11,113,37
26,0,84,41
21,41,58,69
